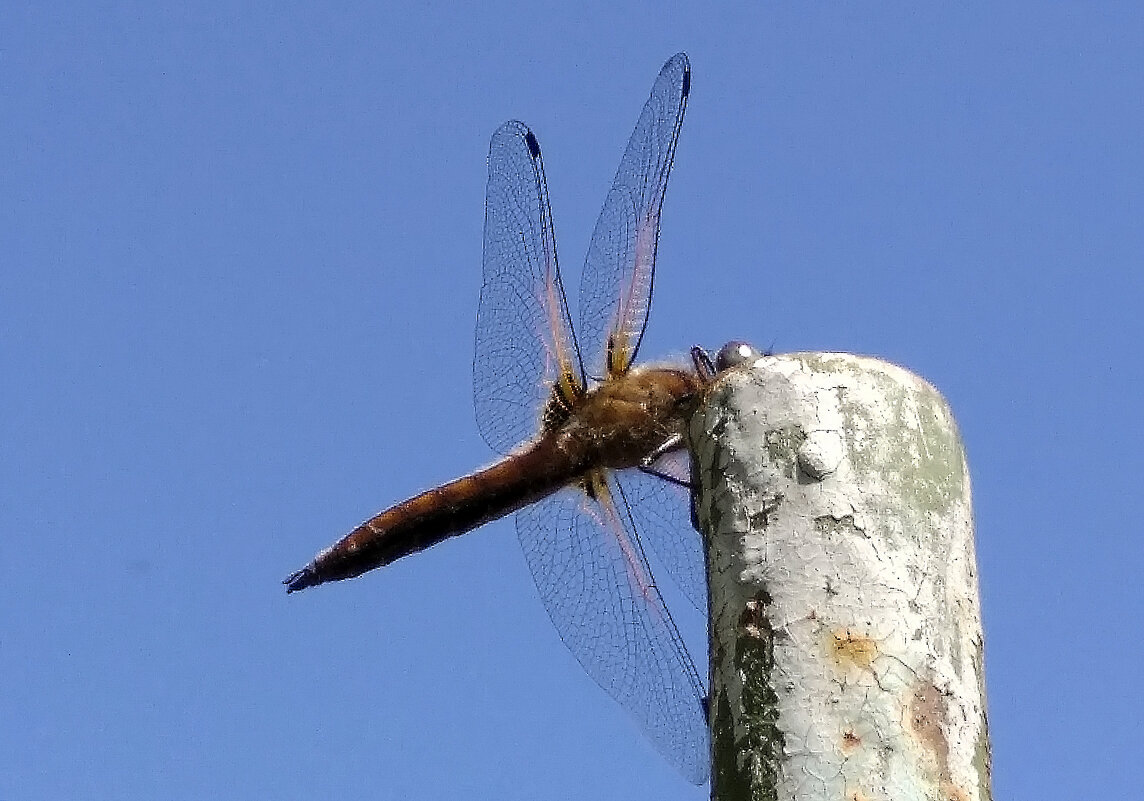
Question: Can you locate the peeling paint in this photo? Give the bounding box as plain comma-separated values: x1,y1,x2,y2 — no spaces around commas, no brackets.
748,492,784,530
764,425,807,479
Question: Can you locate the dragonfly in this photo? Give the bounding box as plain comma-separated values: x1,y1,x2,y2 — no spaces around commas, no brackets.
284,52,758,784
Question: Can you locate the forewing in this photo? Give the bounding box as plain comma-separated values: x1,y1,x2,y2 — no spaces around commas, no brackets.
619,457,707,612
516,473,709,784
475,121,584,455
578,52,690,380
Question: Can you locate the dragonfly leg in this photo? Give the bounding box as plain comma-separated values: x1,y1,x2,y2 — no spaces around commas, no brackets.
639,434,692,488
639,464,691,488
690,345,716,382
641,433,684,466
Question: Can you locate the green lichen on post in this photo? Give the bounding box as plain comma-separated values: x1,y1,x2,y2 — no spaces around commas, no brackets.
835,365,966,516
763,426,806,479
972,637,994,800
973,726,994,801
712,593,785,801
710,678,749,798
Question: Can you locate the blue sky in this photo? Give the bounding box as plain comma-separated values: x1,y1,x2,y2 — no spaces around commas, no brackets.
3,3,1141,799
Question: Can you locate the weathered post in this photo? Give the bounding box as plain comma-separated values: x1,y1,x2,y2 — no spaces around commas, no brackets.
690,352,991,801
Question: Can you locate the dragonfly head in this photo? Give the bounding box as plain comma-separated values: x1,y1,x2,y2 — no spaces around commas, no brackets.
714,341,762,372
689,341,763,383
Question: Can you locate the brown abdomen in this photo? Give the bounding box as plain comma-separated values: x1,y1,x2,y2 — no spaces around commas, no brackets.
284,434,583,592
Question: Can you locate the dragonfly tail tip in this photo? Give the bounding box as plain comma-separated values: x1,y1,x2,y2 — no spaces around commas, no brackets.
283,566,318,593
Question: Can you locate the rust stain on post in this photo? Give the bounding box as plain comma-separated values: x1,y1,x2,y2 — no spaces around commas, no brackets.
909,680,973,801
841,728,862,755
830,628,879,672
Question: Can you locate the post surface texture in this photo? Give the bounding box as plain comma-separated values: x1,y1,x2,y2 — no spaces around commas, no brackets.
690,353,991,801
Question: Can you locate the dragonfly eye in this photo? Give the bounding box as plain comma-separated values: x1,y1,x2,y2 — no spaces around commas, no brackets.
715,341,762,372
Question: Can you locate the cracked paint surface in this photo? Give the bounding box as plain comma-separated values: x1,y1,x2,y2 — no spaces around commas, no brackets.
690,353,991,801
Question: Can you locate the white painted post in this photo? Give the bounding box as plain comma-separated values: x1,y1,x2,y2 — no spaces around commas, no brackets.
690,353,991,801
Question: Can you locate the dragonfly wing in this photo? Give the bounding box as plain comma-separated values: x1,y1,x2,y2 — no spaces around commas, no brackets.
578,53,690,380
476,121,584,455
515,473,709,784
618,460,707,612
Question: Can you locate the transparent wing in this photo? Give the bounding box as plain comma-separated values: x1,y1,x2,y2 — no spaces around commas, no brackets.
578,52,690,380
475,121,584,455
516,472,709,784
621,455,707,612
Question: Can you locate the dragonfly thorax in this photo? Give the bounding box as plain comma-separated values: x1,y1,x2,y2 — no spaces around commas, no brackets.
553,366,702,471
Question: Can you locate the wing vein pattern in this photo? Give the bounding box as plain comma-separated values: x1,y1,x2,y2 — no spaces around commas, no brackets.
579,53,690,380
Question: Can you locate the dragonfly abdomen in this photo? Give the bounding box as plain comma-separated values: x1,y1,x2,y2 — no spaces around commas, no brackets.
284,434,584,592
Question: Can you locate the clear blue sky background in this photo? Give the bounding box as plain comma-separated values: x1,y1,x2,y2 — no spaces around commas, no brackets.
3,3,1141,799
